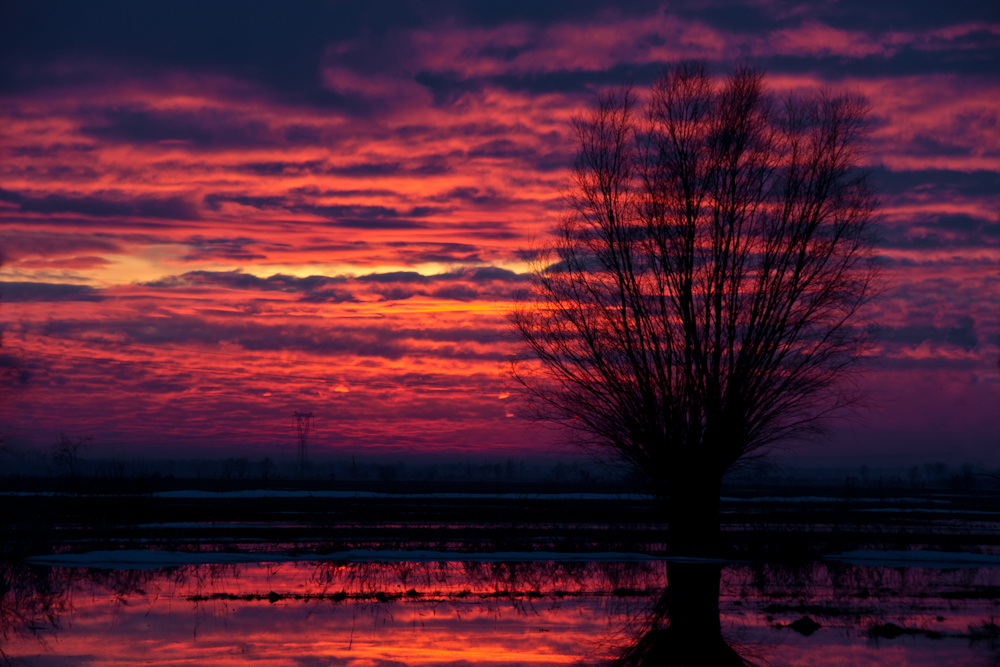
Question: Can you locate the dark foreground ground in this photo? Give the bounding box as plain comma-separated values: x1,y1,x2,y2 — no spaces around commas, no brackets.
3,474,999,562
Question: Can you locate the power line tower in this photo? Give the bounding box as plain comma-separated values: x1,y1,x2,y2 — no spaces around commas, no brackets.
293,411,314,478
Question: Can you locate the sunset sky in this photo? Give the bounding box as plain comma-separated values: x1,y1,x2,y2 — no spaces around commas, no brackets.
1,1,997,465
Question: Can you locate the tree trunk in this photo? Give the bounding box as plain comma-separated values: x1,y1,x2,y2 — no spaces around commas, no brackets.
664,466,723,557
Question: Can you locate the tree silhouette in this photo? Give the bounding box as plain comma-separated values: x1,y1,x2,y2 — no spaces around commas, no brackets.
509,62,878,556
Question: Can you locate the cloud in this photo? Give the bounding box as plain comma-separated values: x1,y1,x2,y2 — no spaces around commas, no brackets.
238,160,327,176
323,161,403,177
376,242,498,265
81,106,280,149
879,213,1000,249
871,167,1000,198
0,281,104,302
906,133,980,157
36,312,508,362
180,237,270,262
0,188,199,220
201,193,439,229
145,270,347,294
431,284,480,301
143,267,529,304
16,256,113,270
876,316,979,350
458,266,527,282
357,270,431,284
0,230,123,263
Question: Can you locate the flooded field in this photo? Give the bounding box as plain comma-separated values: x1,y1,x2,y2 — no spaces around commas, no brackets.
3,484,1000,665
4,556,1000,666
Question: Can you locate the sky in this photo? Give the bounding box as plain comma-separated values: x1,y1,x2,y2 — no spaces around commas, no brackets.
0,1,997,465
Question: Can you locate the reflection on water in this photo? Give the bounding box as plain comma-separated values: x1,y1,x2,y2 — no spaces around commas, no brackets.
3,557,999,665
612,564,760,666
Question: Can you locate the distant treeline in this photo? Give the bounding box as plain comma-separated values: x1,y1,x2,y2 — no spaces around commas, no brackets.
1,441,997,494
1,446,612,486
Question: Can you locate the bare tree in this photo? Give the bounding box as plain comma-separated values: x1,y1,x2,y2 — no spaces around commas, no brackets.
509,62,878,556
51,433,90,493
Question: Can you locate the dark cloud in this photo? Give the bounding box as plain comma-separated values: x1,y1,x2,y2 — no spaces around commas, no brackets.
0,281,104,302
357,266,528,285
449,220,521,240
383,241,491,264
325,217,429,230
906,134,976,158
460,0,666,27
874,355,983,371
202,195,430,220
202,194,286,211
879,213,1000,249
428,187,511,207
297,289,360,304
180,236,270,262
414,72,485,107
312,203,439,219
145,270,347,294
357,271,430,284
8,143,96,158
289,186,397,198
0,231,122,262
16,255,112,270
3,0,997,109
283,124,325,144
426,36,1000,98
39,313,507,362
81,107,278,149
760,43,1000,82
325,162,403,177
483,64,664,97
871,167,1000,198
316,154,458,179
937,214,983,232
398,249,484,263
135,378,191,394
1,2,385,99
239,160,327,176
462,266,526,282
144,267,528,303
877,316,978,350
790,0,999,33
0,187,198,220
201,193,437,229
472,146,570,174
431,284,480,301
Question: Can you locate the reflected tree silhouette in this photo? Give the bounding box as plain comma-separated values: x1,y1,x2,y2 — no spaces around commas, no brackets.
611,563,762,667
0,560,159,666
0,561,66,666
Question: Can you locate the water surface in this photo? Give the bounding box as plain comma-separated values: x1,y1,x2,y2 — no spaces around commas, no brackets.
3,557,998,665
